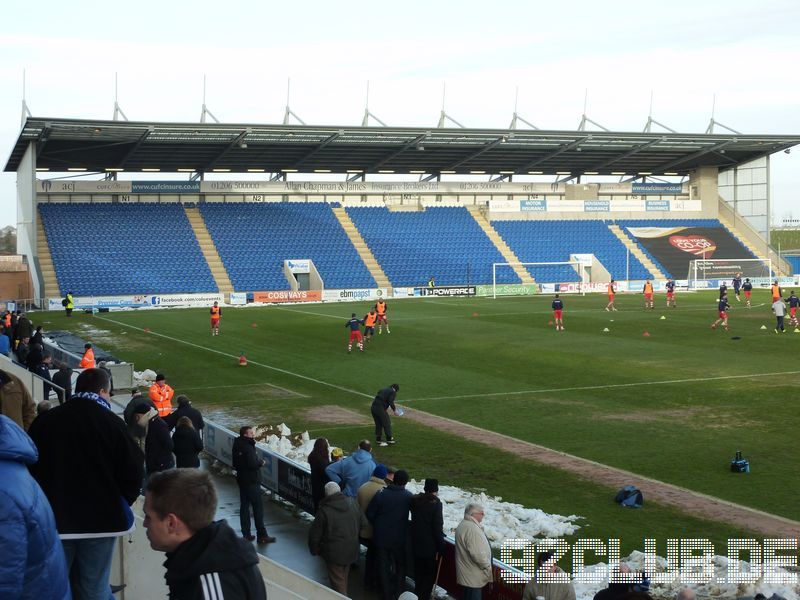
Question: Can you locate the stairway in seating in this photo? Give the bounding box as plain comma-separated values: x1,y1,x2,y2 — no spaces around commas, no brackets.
331,207,391,290
183,207,235,300
36,217,60,299
608,224,667,280
467,206,535,284
716,214,787,276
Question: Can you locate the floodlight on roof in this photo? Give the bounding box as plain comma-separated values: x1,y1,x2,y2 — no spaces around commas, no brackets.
440,170,456,174
638,172,652,175
67,167,87,171
142,168,160,172
611,171,626,175
409,170,426,174
584,171,598,175
346,169,363,173
556,171,571,175
213,168,231,172
470,170,486,174
499,170,515,174
247,168,265,173
664,172,679,176
36,167,49,171
105,168,124,172
378,170,395,174
281,168,298,173
527,171,543,175
177,168,195,172
314,169,331,173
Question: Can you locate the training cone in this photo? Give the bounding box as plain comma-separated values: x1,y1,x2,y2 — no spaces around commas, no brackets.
143,327,151,333
603,327,610,332
760,325,767,330
794,328,800,333
239,353,248,366
660,315,666,320
251,322,258,328
548,320,554,327
643,331,650,337
472,312,479,317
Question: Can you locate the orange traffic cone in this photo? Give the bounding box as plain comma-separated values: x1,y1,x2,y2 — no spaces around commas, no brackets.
239,353,248,366
642,331,651,337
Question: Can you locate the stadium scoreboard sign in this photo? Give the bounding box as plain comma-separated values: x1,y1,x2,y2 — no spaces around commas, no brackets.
418,286,476,297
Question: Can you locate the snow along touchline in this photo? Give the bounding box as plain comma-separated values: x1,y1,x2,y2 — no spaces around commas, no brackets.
402,369,800,403
94,316,372,400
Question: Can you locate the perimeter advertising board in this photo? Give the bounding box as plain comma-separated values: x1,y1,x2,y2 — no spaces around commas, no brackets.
322,288,387,302
47,293,223,310
252,290,322,303
417,286,476,297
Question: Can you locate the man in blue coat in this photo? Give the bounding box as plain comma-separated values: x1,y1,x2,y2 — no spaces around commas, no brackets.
0,414,70,599
325,439,376,497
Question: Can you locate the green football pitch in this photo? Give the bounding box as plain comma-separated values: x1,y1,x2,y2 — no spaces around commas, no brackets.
40,289,799,556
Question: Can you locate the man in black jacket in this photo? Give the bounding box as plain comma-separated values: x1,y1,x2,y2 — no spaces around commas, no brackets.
28,368,144,600
138,404,174,474
144,469,267,600
411,478,446,600
371,383,400,447
164,394,204,433
232,425,275,544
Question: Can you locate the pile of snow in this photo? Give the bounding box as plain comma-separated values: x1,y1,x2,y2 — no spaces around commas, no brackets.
133,369,157,387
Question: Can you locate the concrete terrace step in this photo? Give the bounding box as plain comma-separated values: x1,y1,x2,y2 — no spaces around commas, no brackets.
183,207,235,297
331,207,391,289
466,206,535,284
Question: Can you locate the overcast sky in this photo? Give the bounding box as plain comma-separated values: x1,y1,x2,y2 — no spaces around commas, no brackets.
1,0,798,227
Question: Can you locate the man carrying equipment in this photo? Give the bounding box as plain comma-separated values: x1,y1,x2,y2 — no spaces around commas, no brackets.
605,280,618,312
345,313,364,353
371,384,400,446
375,299,390,334
210,301,222,336
742,277,753,307
363,309,378,342
711,294,731,331
665,279,676,308
732,273,743,302
643,279,654,309
552,294,564,331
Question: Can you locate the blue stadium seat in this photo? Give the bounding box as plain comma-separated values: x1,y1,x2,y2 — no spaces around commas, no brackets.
39,203,218,296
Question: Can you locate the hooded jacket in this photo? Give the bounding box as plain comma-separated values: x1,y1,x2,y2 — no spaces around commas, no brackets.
0,415,71,599
308,492,366,566
163,520,266,600
324,448,376,497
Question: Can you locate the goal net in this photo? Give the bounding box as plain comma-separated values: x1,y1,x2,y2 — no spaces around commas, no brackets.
492,261,588,298
687,258,772,290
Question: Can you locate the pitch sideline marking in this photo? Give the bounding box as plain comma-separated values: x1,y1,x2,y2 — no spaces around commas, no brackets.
403,369,800,403
94,316,371,400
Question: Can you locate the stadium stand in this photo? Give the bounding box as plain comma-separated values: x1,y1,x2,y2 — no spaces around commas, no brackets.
200,202,376,291
492,219,652,281
38,203,217,296
346,206,521,286
784,256,800,275
618,219,758,279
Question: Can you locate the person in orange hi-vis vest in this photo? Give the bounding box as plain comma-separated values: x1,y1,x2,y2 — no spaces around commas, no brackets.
79,343,96,369
605,280,618,312
643,279,654,309
149,373,175,418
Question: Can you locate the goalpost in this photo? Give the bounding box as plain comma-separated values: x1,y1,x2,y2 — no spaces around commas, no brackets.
492,261,588,299
687,258,773,290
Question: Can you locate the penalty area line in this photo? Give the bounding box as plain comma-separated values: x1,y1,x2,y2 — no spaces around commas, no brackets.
94,315,372,400
403,369,800,403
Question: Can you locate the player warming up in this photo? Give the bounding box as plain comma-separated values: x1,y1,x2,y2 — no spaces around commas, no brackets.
665,279,677,308
643,279,654,309
345,313,365,353
711,293,731,331
605,280,618,311
742,277,753,307
363,308,378,342
788,291,799,327
210,301,222,336
732,272,742,302
375,298,390,334
552,294,564,331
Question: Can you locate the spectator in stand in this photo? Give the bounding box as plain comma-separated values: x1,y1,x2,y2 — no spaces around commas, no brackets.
366,468,413,600
2,309,10,334
28,368,144,600
0,330,10,357
0,415,71,599
164,394,204,433
455,502,494,600
0,368,36,431
30,352,53,402
79,343,95,369
31,325,43,346
143,469,267,599
14,312,33,347
330,446,344,463
172,416,203,468
325,439,376,497
14,336,30,366
139,403,174,475
357,463,389,590
411,478,446,600
309,481,367,596
36,400,52,416
26,342,44,371
522,551,576,600
676,588,696,600
308,437,331,513
149,373,174,418
124,391,155,452
593,564,635,600
232,425,276,544
51,363,73,404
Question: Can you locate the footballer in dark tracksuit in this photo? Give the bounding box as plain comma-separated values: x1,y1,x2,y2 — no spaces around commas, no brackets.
371,384,400,445
345,314,364,353
552,295,564,331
